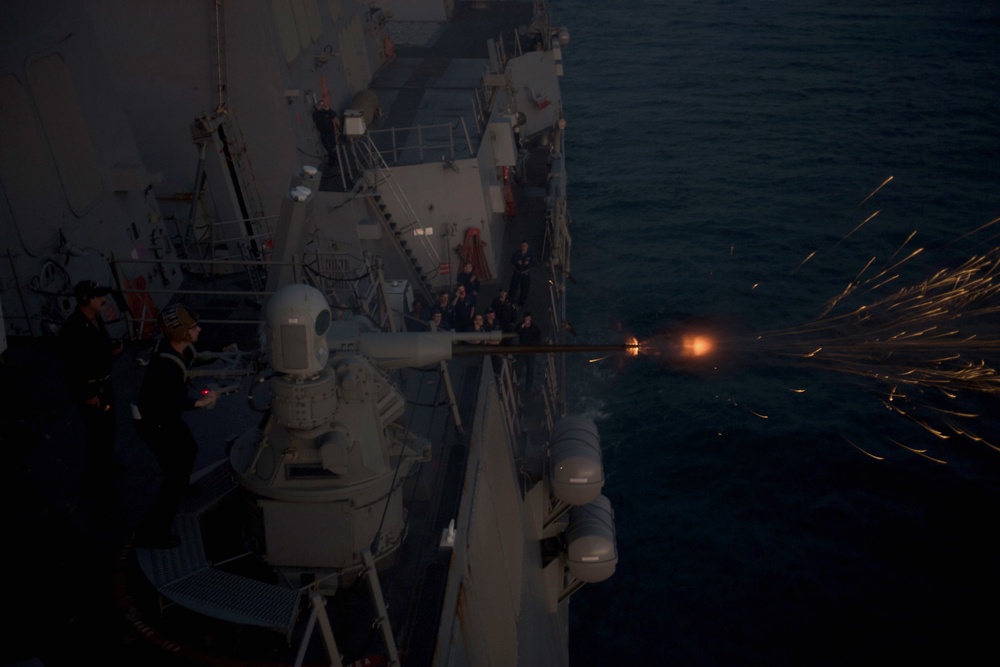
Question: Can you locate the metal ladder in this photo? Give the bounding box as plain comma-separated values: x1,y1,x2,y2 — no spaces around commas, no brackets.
353,137,439,303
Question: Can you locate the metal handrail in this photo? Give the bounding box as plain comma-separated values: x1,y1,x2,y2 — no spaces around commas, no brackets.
366,123,473,167
111,250,383,337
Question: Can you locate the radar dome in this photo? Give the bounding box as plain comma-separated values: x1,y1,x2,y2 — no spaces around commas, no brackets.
266,284,331,376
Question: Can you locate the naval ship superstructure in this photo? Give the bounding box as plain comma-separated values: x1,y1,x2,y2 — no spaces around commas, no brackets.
1,2,617,664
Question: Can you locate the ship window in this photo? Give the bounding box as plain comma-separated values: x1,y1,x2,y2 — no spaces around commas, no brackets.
0,74,64,250
26,54,103,216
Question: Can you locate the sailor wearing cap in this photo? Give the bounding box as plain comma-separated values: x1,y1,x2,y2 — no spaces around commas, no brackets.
132,304,217,548
59,279,123,494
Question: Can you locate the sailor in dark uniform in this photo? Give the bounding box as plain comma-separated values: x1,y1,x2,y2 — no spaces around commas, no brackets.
508,240,535,307
59,280,123,492
312,99,341,166
132,305,218,548
451,284,475,332
491,288,518,337
456,262,481,302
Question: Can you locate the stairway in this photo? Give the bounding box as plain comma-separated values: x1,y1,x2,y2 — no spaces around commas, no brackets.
355,137,438,303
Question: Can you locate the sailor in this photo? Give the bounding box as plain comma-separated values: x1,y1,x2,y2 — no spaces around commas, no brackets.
483,308,500,336
514,312,542,390
408,299,430,331
467,313,486,343
435,291,455,331
508,240,535,307
491,288,518,337
428,309,446,332
59,279,123,494
456,261,481,302
132,305,218,548
451,284,475,332
312,99,341,166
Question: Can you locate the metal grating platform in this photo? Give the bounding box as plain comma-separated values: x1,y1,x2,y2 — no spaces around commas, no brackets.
137,514,211,586
159,567,300,633
135,478,300,636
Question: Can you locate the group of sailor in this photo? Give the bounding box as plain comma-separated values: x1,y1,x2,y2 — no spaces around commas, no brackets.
60,280,218,549
407,244,543,389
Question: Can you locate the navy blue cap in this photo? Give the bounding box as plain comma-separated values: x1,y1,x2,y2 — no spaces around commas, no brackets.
74,280,111,302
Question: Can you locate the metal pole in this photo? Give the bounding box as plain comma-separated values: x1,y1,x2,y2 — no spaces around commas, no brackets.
362,549,401,666
439,359,463,435
335,142,348,191
451,343,629,356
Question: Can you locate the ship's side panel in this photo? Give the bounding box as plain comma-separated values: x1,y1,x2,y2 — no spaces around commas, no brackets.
83,0,392,246
365,160,494,288
0,0,179,337
359,109,516,290
0,73,66,254
83,1,217,201
436,361,569,667
85,0,298,229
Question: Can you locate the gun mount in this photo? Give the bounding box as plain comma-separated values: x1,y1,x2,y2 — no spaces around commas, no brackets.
229,284,625,592
227,285,509,589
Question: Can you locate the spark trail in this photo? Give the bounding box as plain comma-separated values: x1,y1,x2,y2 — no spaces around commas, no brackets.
738,233,1000,456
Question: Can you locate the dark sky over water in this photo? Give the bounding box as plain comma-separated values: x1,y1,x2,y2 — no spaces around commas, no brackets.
561,1,1000,664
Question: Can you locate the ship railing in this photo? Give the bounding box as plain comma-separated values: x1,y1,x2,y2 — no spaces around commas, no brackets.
304,247,394,331
487,1,556,74
365,122,475,167
475,24,529,136
297,229,384,322
173,210,278,300
536,111,572,418
185,216,276,255
496,355,525,439
111,250,383,340
545,114,571,278
472,74,507,140
495,30,506,69
492,9,535,73
537,0,554,51
472,83,493,137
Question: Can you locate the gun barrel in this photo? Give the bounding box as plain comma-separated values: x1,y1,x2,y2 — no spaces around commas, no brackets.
451,343,629,356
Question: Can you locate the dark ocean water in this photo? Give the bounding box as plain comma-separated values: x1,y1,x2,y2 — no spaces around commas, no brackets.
559,1,1000,665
